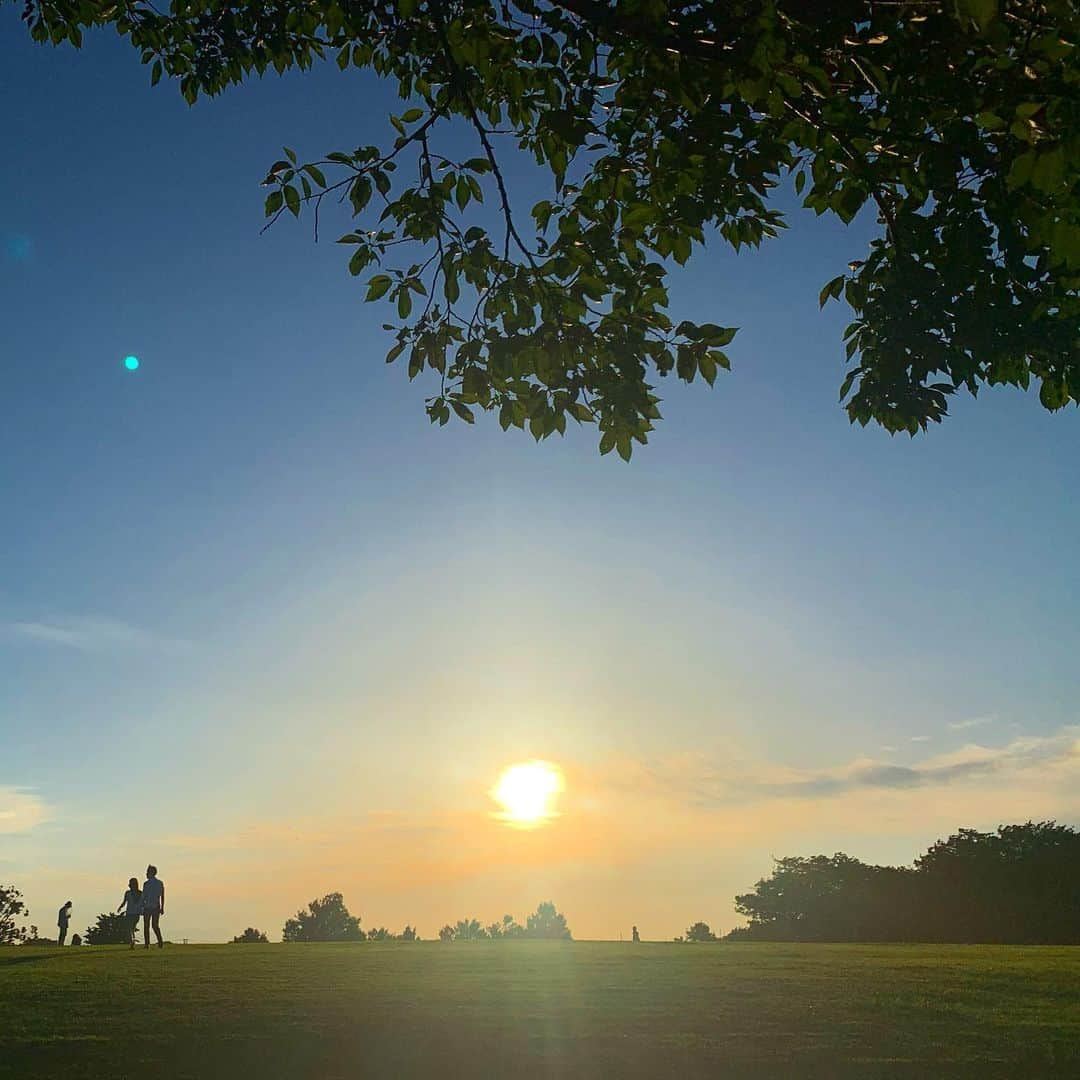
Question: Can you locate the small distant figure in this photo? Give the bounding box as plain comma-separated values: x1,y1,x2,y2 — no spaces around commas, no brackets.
117,877,143,950
71,934,82,947
632,925,640,943
57,901,73,947
141,865,165,949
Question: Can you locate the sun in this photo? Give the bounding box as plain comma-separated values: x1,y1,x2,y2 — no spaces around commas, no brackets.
491,760,564,827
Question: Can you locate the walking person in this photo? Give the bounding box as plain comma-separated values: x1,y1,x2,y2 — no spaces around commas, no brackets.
141,865,165,949
57,900,73,947
116,878,142,949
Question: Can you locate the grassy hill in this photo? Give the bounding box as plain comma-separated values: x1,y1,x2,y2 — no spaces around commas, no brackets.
2,942,1078,1077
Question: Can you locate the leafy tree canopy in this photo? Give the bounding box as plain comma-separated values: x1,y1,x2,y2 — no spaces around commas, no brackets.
282,892,365,942
84,912,134,945
684,920,717,942
17,1,1080,456
231,927,270,943
731,822,1080,943
525,900,572,939
0,885,31,945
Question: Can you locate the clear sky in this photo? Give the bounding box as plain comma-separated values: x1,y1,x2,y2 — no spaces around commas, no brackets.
3,13,1078,943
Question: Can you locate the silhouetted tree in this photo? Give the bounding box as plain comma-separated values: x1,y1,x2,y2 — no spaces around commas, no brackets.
231,927,269,943
85,912,132,945
22,927,56,946
525,901,571,940
730,822,1080,944
400,925,419,941
367,926,392,942
0,884,31,945
438,924,455,943
282,893,365,942
453,918,488,941
685,921,717,943
500,914,525,939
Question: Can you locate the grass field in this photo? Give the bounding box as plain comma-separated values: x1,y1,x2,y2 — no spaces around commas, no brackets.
3,942,1078,1077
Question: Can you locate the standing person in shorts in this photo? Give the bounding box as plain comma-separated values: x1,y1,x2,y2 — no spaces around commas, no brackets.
57,901,73,946
141,865,165,949
116,878,142,949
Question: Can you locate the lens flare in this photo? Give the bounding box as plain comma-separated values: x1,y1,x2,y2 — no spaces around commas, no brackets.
490,760,564,828
124,355,140,371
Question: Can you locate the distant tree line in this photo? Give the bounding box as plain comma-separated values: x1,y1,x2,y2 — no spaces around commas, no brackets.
278,893,419,943
438,903,571,942
723,822,1080,944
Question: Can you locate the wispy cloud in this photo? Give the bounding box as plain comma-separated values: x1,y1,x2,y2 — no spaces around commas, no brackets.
948,716,993,731
633,728,1080,808
3,615,189,656
910,735,931,742
0,787,51,834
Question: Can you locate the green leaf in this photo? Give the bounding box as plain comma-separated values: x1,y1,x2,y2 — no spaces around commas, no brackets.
698,352,718,386
819,275,845,307
451,399,475,424
366,275,393,301
150,60,163,86
598,431,616,455
397,288,412,319
348,249,372,276
958,0,998,32
696,324,737,346
1031,149,1065,193
302,163,327,187
264,190,283,217
1006,152,1035,190
401,108,424,124
284,185,301,217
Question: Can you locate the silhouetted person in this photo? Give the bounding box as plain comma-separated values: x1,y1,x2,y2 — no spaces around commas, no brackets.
57,901,72,946
117,877,142,949
141,865,165,949
632,925,640,943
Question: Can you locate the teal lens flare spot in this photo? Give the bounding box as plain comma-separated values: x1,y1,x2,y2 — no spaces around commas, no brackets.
124,355,140,371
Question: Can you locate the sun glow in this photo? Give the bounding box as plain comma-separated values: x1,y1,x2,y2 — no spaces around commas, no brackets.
491,760,564,827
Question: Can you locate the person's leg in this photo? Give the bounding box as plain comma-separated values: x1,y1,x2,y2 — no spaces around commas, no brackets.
129,917,136,948
58,926,66,947
152,912,163,947
143,912,151,948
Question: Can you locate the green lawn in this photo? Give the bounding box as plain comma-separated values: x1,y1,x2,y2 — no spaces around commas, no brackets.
2,942,1078,1077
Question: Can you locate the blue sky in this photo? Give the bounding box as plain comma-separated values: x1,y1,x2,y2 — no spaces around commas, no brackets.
2,12,1078,942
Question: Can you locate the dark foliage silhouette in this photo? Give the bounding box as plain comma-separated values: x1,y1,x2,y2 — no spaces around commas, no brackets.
85,912,134,945
730,822,1080,944
282,893,365,942
21,927,56,946
231,927,269,943
526,901,572,940
684,922,718,943
19,3,1079,455
0,884,31,945
440,906,568,941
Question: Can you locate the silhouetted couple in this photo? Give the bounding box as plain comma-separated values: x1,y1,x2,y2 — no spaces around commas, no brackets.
116,865,166,949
